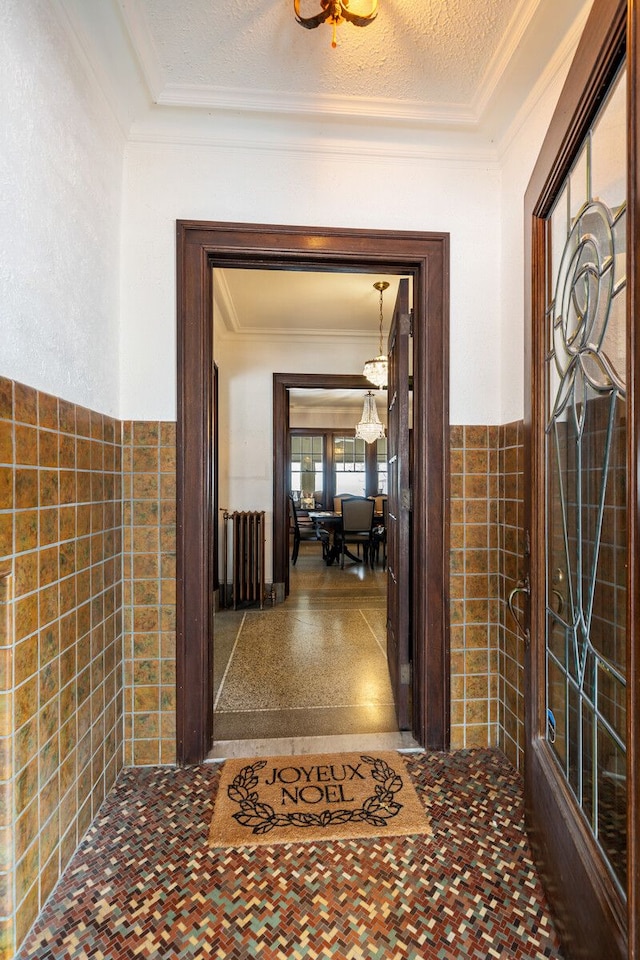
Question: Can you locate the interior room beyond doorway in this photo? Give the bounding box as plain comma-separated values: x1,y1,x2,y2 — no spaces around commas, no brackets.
212,268,413,756
210,540,419,758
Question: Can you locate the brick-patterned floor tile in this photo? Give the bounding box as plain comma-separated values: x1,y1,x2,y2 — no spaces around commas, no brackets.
17,750,563,959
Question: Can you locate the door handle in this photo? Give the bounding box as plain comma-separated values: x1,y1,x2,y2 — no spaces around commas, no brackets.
507,575,530,646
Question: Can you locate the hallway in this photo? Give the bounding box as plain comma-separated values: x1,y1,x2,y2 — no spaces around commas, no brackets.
212,541,412,756
16,749,564,959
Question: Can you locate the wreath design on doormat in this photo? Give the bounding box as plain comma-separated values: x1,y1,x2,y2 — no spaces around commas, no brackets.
227,755,404,835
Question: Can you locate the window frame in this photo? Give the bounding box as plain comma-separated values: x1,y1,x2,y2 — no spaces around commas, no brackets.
289,427,386,507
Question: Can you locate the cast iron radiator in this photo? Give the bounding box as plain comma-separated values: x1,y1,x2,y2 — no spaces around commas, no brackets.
222,510,265,610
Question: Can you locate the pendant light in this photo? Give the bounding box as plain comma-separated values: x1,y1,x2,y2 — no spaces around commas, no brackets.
355,391,385,444
294,0,379,49
363,281,389,388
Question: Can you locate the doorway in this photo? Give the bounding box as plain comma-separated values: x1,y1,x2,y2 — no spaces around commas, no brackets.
215,366,395,747
175,221,450,764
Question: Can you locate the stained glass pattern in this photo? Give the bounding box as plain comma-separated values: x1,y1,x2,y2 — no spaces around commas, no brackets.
544,67,627,893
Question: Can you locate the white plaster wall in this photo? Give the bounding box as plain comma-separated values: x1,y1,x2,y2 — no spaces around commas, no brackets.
120,141,502,424
0,1,124,415
498,29,583,424
216,334,378,580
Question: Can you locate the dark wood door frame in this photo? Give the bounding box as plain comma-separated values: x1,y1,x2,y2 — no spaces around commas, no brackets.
524,1,638,956
176,221,450,763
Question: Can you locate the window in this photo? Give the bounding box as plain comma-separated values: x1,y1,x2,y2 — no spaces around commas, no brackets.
289,429,387,507
290,434,324,506
333,436,366,496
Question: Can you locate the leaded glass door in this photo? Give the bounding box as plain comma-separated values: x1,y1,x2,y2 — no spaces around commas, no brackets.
546,63,627,898
524,1,638,957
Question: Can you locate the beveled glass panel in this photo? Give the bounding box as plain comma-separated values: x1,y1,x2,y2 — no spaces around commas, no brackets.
597,723,627,891
549,184,569,301
591,67,627,213
544,65,627,894
547,611,567,669
582,699,595,828
548,656,568,770
567,681,581,797
569,140,589,220
598,660,626,743
548,421,571,623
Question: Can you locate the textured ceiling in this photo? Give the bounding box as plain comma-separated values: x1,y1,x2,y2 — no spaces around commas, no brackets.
140,0,515,106
93,0,592,138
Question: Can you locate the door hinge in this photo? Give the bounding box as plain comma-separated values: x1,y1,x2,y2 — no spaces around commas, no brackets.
401,663,412,685
401,488,412,511
408,309,414,337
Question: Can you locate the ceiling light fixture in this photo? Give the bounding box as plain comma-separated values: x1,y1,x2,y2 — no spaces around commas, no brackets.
355,391,385,445
294,0,378,48
363,280,389,389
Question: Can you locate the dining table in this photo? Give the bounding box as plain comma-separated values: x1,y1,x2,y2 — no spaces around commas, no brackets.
307,510,383,566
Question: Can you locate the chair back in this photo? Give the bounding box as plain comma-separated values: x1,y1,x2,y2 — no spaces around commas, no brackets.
341,496,374,534
333,493,356,513
288,494,300,533
374,495,387,514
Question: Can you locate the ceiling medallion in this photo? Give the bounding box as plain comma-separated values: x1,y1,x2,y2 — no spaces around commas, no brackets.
294,0,378,48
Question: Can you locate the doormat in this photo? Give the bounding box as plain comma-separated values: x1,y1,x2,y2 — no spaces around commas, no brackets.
208,751,431,848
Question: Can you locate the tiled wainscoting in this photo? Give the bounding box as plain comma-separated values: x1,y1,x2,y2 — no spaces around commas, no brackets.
449,424,526,766
449,426,500,752
122,423,177,767
497,421,527,768
0,379,123,957
0,374,526,957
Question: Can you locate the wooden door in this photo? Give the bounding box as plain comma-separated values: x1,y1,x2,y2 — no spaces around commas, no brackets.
386,278,411,729
523,1,638,957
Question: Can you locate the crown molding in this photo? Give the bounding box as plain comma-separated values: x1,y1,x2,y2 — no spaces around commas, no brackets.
126,122,500,165
156,82,479,127
497,3,589,159
213,270,241,334
471,0,538,119
215,326,377,345
118,0,165,102
52,0,128,141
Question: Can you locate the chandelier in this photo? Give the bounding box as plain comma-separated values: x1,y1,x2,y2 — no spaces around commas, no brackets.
363,280,389,388
294,0,378,48
355,391,385,444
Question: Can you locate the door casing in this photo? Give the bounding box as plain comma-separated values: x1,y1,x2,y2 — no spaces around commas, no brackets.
176,221,450,763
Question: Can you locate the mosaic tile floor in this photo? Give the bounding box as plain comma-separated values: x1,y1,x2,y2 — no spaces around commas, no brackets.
18,749,564,959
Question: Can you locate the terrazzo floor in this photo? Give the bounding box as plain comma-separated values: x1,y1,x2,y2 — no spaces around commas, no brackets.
17,749,565,959
213,543,402,749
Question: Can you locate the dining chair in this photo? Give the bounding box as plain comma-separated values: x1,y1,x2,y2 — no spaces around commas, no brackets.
289,494,328,565
338,496,375,568
333,492,357,513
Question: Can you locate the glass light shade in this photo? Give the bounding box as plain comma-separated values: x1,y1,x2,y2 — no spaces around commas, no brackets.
355,392,385,445
363,355,388,389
